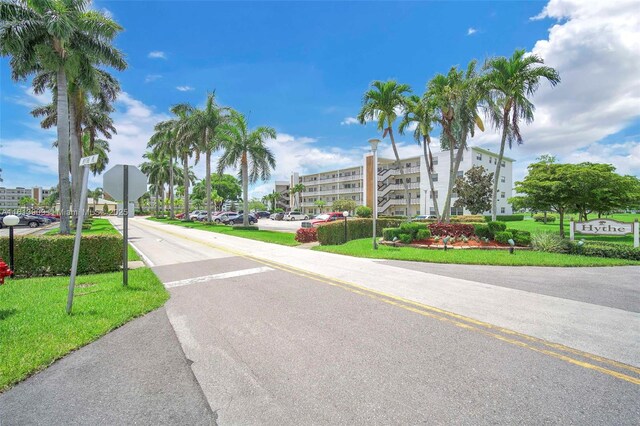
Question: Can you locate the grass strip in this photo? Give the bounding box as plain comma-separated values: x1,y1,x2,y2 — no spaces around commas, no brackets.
0,267,168,391
312,238,640,267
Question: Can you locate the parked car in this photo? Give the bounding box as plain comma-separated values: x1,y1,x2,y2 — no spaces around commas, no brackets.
189,210,204,220
224,213,258,225
193,212,210,221
176,212,185,219
211,212,237,223
256,211,271,218
310,212,344,226
4,214,50,228
414,215,437,220
270,212,285,221
284,211,309,221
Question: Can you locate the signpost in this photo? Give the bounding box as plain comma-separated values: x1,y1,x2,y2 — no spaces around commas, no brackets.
103,165,148,287
570,218,639,248
67,155,99,314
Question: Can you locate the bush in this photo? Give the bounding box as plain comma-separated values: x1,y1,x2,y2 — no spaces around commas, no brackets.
295,227,318,243
0,235,122,277
399,222,428,239
509,229,532,246
473,224,492,239
533,213,557,223
487,221,507,237
317,218,403,245
451,215,486,223
428,223,475,238
567,241,640,260
494,231,514,244
231,225,259,231
483,215,525,222
398,233,413,244
382,227,402,241
416,229,431,241
355,206,372,218
531,231,569,253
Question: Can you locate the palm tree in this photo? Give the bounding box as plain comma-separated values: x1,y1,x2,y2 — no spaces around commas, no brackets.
263,190,280,211
483,49,560,220
82,133,110,175
399,95,441,221
357,80,412,217
1,0,126,234
172,103,198,220
217,111,276,226
314,200,326,213
289,183,306,210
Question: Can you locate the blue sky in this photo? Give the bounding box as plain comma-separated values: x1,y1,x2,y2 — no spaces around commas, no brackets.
1,0,639,197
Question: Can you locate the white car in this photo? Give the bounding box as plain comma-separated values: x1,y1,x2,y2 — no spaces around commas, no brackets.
284,211,309,221
189,210,204,220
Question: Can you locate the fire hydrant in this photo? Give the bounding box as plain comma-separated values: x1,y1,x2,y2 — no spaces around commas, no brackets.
0,258,12,284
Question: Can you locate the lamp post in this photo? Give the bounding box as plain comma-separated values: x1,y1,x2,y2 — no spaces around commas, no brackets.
3,215,19,277
368,138,380,249
343,210,350,243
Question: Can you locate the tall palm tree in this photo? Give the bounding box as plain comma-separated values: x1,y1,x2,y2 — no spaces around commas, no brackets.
1,0,126,234
264,190,280,211
357,80,412,217
399,95,441,220
217,111,276,226
82,133,109,175
171,103,198,220
483,49,560,220
289,183,305,210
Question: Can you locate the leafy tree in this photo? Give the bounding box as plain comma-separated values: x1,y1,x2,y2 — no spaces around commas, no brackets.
355,205,372,218
217,111,276,226
19,196,37,209
263,190,280,211
453,166,493,214
211,174,242,206
483,49,561,221
358,80,412,216
248,199,267,211
332,199,357,214
314,200,326,213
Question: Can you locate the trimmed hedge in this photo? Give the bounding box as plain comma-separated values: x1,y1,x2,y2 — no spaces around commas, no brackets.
451,215,486,223
295,227,318,243
399,222,428,239
355,206,372,218
382,227,403,241
567,241,640,261
231,225,259,230
428,223,475,238
317,218,403,245
483,214,524,222
508,229,532,246
416,229,431,241
0,235,122,277
398,233,413,244
494,231,514,244
487,221,507,237
473,223,492,240
533,213,557,223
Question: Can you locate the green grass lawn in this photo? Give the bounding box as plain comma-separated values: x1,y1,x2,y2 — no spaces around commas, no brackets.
147,217,300,246
312,238,640,267
0,267,168,391
45,218,140,261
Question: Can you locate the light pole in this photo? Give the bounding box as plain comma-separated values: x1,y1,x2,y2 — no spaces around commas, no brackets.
342,210,350,243
3,215,19,277
368,138,380,249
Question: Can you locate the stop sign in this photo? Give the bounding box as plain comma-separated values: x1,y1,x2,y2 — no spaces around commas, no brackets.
103,165,148,201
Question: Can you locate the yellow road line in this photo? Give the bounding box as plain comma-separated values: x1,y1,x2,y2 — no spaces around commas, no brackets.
136,219,640,385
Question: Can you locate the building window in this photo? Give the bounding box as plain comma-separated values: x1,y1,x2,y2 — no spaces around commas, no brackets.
451,207,463,216
432,157,438,165
501,192,505,199
501,207,505,214
416,192,420,199
416,177,420,182
430,208,436,215
430,191,438,199
406,177,411,183
432,173,438,182
406,163,411,168
395,178,402,184
501,161,506,167
456,171,463,178
489,157,493,164
476,153,482,160
501,176,505,183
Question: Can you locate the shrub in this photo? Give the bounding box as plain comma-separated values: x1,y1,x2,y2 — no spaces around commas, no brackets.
451,215,486,223
494,231,514,244
398,233,413,244
355,206,372,218
399,222,428,240
231,225,259,231
295,227,318,243
0,235,122,277
415,229,431,241
533,213,557,223
473,223,492,240
531,231,569,253
317,218,403,245
487,221,507,237
509,229,532,246
382,227,402,241
567,241,640,260
428,223,475,238
483,215,524,222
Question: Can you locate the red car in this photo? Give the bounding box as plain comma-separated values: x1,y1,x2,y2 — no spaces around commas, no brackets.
310,212,344,226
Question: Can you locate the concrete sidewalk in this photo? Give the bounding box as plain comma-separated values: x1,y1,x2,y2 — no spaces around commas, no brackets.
0,308,214,425
131,217,640,367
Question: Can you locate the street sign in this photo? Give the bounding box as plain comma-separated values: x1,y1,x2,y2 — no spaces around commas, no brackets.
103,164,148,201
117,202,135,218
79,155,99,166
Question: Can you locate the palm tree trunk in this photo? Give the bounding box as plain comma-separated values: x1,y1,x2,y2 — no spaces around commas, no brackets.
169,155,175,219
57,66,72,235
424,135,440,221
69,93,82,227
441,125,457,223
183,153,189,220
387,128,410,218
242,152,249,226
443,131,468,222
492,108,510,221
205,139,212,222
155,187,159,217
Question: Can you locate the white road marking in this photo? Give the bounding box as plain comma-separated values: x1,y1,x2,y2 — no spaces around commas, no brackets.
165,266,274,289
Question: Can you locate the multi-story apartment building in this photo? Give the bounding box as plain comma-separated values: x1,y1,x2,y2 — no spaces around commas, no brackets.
290,146,514,217
0,186,53,211
274,180,291,211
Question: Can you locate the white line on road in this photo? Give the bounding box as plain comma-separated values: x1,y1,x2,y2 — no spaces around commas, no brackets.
165,266,274,289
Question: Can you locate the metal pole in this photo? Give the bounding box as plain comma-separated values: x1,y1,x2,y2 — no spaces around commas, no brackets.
344,216,347,243
67,166,90,314
423,189,427,217
9,226,14,277
373,149,378,250
634,219,639,248
123,165,129,286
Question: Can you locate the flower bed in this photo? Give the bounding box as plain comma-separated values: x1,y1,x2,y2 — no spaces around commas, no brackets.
380,238,532,250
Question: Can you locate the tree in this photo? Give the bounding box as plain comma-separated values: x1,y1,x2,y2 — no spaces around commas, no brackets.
19,196,37,209
289,183,305,210
358,80,412,216
1,0,126,234
211,174,242,206
332,199,357,214
217,111,276,226
483,49,560,221
248,199,267,212
453,166,493,214
263,190,280,211
314,200,326,213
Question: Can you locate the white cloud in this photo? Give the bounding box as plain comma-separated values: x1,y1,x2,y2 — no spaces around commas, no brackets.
148,51,167,59
144,74,162,83
100,7,113,19
470,0,640,179
341,117,359,125
176,86,194,92
0,139,58,175
467,27,477,35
